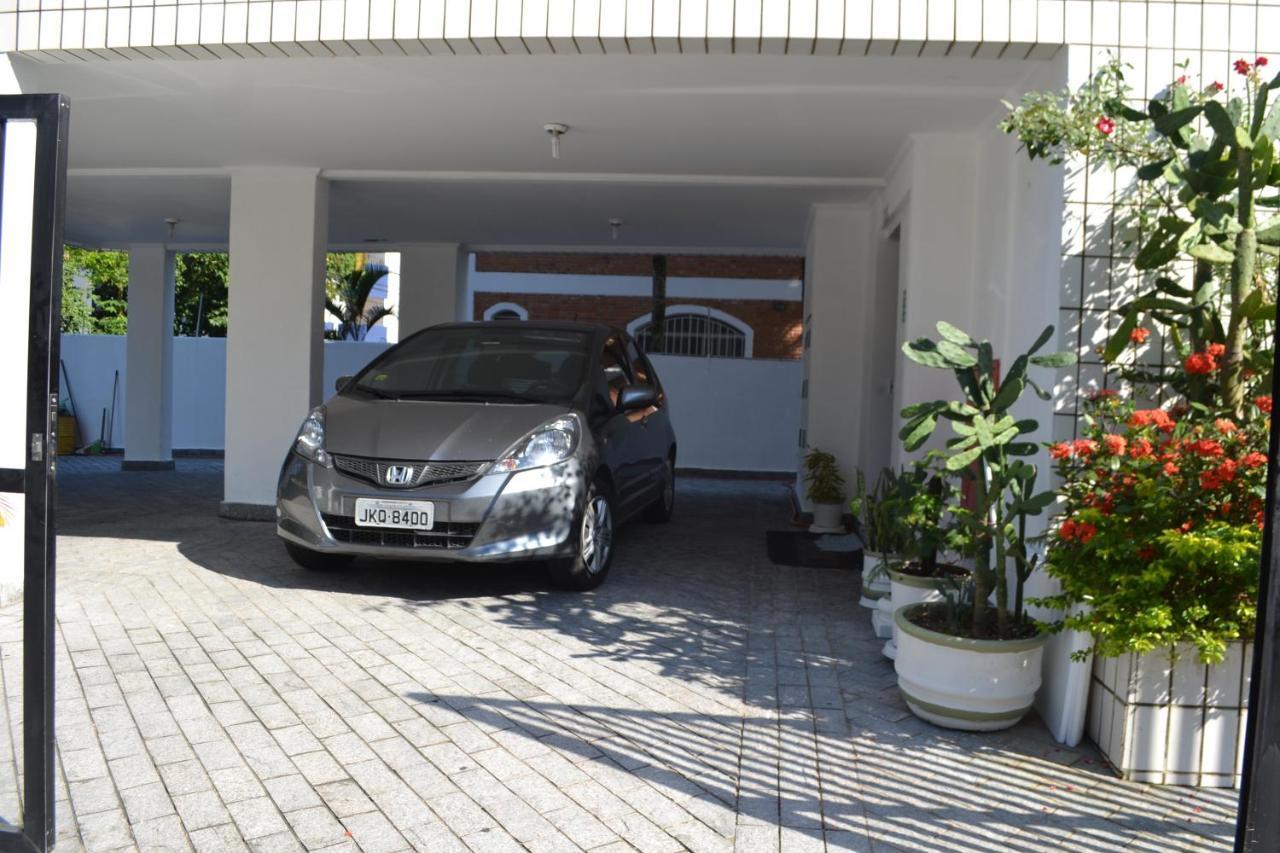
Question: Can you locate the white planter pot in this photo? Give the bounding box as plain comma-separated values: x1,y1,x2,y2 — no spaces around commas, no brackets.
879,567,948,660
1087,642,1251,787
872,596,894,640
810,502,845,533
894,603,1047,732
859,554,892,609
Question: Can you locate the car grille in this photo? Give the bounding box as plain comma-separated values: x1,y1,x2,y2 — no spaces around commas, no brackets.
320,513,480,550
331,455,489,488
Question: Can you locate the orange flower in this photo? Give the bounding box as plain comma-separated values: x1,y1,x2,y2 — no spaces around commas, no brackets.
1243,452,1268,469
1130,328,1150,345
1130,409,1176,432
1207,343,1227,358
1214,418,1238,435
1128,438,1154,459
1164,461,1180,476
1103,434,1126,456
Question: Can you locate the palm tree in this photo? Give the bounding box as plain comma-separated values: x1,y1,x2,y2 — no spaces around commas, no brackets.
325,264,394,341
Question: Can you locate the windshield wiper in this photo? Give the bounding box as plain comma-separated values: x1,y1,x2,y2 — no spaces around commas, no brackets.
393,390,548,404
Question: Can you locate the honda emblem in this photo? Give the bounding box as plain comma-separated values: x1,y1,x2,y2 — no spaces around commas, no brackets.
384,465,414,485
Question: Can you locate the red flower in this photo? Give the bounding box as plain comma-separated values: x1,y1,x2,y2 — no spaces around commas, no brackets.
1184,351,1218,375
1211,81,1225,91
1129,438,1154,459
1138,546,1157,561
1130,409,1177,433
1258,57,1270,68
1059,518,1097,544
1088,388,1120,401
1214,418,1238,435
1050,442,1072,460
1189,439,1226,458
1235,58,1252,75
1243,452,1269,469
1255,396,1273,414
1095,116,1116,136
1207,343,1227,358
1200,460,1238,490
1130,328,1150,344
1164,461,1180,476
1103,434,1127,456
1073,439,1098,458
1176,75,1188,85
1077,522,1098,544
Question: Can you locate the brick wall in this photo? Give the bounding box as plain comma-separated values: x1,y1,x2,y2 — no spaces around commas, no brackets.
474,292,803,360
474,252,803,280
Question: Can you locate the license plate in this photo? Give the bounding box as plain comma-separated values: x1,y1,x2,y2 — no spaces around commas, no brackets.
353,499,435,530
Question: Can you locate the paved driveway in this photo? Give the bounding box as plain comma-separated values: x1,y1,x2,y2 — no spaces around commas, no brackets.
0,458,1238,851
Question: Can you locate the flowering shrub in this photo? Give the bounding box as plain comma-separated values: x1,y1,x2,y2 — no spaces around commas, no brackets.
1038,396,1266,663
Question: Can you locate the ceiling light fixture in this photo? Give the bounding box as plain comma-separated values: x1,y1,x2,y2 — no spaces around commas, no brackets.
608,218,623,241
544,122,569,159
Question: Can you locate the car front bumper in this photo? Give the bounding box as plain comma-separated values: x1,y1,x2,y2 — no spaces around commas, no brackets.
275,451,586,562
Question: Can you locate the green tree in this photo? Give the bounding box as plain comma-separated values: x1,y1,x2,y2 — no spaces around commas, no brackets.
325,263,393,341
174,253,229,337
60,260,93,333
64,246,129,335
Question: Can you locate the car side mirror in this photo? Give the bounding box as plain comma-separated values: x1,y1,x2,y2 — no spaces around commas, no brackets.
335,375,353,393
619,384,657,411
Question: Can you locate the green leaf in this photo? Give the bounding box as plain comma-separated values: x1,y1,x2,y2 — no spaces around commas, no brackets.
1104,310,1139,362
936,321,976,347
900,415,938,451
1005,442,1038,456
945,447,983,472
900,400,947,419
1026,378,1052,401
1187,241,1236,264
1235,126,1255,149
1203,101,1236,141
1148,99,1169,119
1135,228,1182,269
902,339,955,370
1258,219,1280,247
1154,105,1204,137
1136,159,1172,181
973,416,996,449
1028,351,1077,368
1027,325,1054,355
936,339,978,368
1261,101,1280,142
991,377,1025,413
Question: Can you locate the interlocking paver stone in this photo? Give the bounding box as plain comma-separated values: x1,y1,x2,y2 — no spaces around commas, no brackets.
0,459,1239,850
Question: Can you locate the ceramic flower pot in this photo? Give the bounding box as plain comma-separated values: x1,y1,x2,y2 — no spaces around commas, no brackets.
810,502,845,533
894,603,1047,732
878,566,950,660
859,554,892,609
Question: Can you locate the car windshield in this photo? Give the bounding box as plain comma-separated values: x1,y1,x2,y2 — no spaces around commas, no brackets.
351,327,591,404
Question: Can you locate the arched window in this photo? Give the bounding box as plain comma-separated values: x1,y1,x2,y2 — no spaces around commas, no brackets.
483,302,528,321
627,306,752,358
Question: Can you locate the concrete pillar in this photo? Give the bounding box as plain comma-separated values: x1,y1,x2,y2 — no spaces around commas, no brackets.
221,169,328,518
395,243,468,335
122,244,176,470
799,204,878,504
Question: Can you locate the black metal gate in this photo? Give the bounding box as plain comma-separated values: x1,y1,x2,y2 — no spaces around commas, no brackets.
0,93,68,853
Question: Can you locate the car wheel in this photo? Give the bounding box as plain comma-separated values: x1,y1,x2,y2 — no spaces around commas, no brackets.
283,541,353,572
642,458,675,523
548,478,615,591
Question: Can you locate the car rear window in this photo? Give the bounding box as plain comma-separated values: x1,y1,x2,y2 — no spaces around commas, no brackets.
351,327,590,404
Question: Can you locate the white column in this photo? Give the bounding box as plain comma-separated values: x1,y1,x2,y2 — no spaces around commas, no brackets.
395,243,468,335
799,204,879,504
222,169,328,517
122,244,176,470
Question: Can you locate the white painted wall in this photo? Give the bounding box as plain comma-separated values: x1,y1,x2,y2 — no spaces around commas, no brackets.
60,337,799,472
649,354,801,473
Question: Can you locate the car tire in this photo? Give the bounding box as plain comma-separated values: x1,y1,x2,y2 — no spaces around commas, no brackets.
283,541,353,572
548,477,615,591
642,458,675,523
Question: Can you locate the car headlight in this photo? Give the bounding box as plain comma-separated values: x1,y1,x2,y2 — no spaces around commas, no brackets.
492,416,579,473
294,407,330,466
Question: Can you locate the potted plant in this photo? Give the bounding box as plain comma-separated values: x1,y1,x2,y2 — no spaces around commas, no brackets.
852,467,912,613
804,448,847,533
892,321,1073,731
1036,394,1264,785
875,460,968,659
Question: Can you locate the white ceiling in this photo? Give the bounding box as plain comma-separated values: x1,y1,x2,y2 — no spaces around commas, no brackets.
15,51,1050,249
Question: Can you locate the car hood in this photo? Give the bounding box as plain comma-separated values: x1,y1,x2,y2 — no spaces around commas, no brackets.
323,395,572,461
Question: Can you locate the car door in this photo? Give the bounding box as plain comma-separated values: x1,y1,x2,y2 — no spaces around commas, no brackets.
623,336,670,496
594,335,647,514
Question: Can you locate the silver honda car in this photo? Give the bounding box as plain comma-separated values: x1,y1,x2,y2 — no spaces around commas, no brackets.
275,321,676,590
